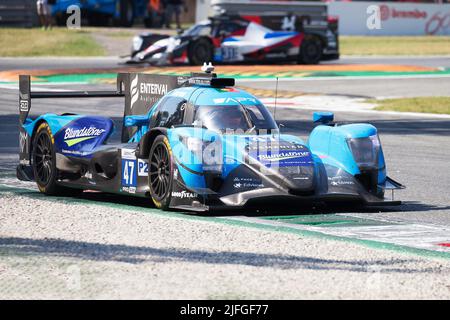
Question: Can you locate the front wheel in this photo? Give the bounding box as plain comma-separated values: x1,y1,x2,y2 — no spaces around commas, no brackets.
148,135,173,210
298,37,322,65
188,38,214,66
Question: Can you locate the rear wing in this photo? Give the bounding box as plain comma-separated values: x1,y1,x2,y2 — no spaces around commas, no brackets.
18,71,232,169
19,74,125,169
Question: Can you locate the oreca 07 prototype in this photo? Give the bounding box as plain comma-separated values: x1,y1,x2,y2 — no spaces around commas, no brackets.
17,67,403,212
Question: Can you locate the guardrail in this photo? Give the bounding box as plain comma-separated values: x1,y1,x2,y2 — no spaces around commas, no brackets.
0,0,38,27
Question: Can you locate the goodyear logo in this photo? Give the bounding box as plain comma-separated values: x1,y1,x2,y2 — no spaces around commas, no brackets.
64,127,106,147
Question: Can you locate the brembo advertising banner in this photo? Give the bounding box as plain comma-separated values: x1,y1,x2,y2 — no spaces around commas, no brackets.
117,73,189,142
328,2,450,35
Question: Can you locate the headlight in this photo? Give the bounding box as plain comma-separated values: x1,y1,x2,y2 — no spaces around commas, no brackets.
186,137,204,153
347,134,380,169
133,36,143,51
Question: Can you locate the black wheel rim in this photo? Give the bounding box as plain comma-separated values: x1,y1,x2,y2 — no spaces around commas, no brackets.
149,143,170,200
305,42,320,61
34,132,53,185
195,44,209,62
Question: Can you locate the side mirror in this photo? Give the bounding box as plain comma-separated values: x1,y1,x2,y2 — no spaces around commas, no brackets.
313,112,334,124
124,115,149,127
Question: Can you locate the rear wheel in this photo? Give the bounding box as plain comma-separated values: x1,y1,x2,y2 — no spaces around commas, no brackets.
298,37,322,65
148,135,173,210
188,38,214,66
32,123,81,196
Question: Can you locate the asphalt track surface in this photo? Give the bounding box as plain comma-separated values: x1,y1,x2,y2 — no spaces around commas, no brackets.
0,58,450,298
1,56,449,98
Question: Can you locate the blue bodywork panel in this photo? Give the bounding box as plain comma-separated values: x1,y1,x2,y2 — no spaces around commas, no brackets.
24,114,114,158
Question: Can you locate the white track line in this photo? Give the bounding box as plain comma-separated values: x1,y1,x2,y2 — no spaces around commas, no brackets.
223,216,450,254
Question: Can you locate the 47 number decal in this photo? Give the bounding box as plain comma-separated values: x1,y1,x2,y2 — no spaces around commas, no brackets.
121,159,137,187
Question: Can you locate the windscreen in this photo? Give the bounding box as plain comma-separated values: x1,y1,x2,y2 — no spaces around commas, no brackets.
193,104,278,133
182,23,211,37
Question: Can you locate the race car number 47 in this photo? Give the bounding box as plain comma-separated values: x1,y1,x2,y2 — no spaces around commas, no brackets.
122,159,137,187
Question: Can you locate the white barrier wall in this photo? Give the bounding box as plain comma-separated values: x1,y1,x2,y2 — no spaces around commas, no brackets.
328,2,450,35
196,0,212,23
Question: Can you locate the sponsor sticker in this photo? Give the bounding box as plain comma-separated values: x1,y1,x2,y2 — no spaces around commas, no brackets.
121,148,136,160
63,126,106,147
19,131,28,153
137,159,148,176
254,150,313,167
171,191,197,199
232,177,264,189
122,186,136,194
20,100,29,112
328,176,355,186
233,182,264,189
130,74,170,110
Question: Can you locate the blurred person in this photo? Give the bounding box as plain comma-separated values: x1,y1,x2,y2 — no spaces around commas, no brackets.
147,0,165,28
36,0,53,29
164,0,187,29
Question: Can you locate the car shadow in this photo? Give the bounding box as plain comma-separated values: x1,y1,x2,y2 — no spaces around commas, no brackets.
0,236,433,273
67,190,450,218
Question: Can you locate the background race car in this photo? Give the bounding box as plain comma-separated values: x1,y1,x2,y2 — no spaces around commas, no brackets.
129,7,339,65
17,66,403,212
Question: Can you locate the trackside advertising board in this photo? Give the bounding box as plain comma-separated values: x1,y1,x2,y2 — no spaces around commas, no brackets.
328,1,450,35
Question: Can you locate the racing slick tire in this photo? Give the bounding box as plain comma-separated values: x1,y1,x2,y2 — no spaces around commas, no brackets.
298,36,322,65
32,123,81,196
188,37,214,66
114,0,134,27
148,135,174,210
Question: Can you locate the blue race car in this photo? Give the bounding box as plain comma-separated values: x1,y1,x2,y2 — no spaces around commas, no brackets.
17,66,403,212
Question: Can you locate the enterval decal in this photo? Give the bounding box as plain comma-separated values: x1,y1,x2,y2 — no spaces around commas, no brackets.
129,74,169,111
130,75,139,110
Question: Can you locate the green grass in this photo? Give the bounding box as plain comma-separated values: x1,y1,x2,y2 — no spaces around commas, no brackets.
0,28,105,57
368,97,450,114
340,36,450,56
